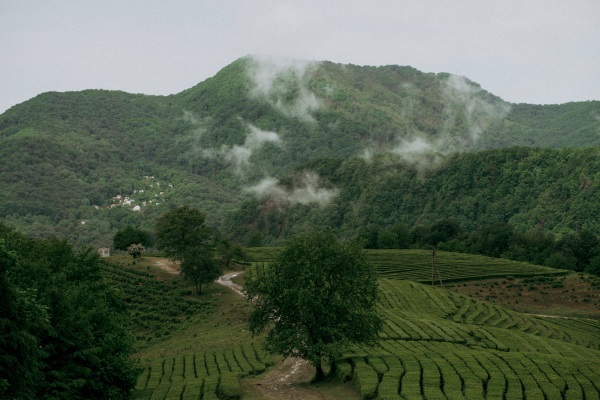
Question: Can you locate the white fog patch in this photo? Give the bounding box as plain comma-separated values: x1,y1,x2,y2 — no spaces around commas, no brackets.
183,110,201,125
202,124,282,173
245,172,338,207
246,55,322,122
179,111,211,155
443,74,511,143
391,137,446,169
364,75,512,168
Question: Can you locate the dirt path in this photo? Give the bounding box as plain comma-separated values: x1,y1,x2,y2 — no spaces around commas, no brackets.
154,258,179,275
248,357,324,400
215,271,333,400
215,271,244,296
151,260,244,296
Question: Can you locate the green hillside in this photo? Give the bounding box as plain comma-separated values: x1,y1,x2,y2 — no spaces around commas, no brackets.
1,56,599,249
230,146,600,274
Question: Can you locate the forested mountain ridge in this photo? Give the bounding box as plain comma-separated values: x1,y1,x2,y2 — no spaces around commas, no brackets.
227,146,600,242
1,56,599,247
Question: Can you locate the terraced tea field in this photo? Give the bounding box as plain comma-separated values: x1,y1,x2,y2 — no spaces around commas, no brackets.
340,279,600,399
107,254,599,399
246,248,567,283
450,274,600,319
101,260,216,348
133,344,273,399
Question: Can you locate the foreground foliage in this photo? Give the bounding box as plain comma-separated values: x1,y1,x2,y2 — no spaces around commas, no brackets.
0,224,139,399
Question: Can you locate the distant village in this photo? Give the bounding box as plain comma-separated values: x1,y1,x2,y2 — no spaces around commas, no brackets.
108,176,173,212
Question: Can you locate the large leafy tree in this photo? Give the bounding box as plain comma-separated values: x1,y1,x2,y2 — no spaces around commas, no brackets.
155,206,212,260
0,240,48,399
245,231,381,381
215,238,248,269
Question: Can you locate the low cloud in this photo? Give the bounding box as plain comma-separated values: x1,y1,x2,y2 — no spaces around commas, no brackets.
363,75,511,169
202,123,282,173
178,111,211,159
391,137,446,169
246,55,322,122
442,74,511,143
245,172,338,206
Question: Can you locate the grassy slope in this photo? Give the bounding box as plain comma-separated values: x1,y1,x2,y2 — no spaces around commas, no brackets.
111,252,600,399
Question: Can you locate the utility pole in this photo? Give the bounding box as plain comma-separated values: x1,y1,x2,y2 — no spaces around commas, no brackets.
431,247,444,287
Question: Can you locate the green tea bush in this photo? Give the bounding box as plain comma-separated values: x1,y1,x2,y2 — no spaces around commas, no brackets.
352,359,379,399
217,372,242,400
334,359,353,382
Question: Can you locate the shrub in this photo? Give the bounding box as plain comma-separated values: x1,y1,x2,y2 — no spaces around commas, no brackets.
334,359,353,382
217,372,242,400
352,360,379,399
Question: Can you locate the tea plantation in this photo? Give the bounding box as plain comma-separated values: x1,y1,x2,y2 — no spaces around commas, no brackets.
338,279,600,399
104,251,598,399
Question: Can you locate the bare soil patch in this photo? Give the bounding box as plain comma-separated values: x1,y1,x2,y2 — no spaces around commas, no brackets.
153,258,179,275
242,358,360,400
447,273,600,319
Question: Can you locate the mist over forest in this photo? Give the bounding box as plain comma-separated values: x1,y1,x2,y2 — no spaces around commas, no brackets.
2,54,600,400
1,55,599,269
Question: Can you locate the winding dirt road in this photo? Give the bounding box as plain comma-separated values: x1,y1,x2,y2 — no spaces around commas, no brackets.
215,271,244,296
215,271,323,399
150,261,346,399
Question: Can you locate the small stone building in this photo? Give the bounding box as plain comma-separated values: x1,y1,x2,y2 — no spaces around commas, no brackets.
98,247,111,257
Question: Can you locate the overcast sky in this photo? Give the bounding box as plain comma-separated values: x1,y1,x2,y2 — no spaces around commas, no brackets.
1,1,599,114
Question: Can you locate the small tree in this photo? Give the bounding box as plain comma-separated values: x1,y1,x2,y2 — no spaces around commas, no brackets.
181,248,222,294
155,206,211,260
245,231,381,381
126,243,145,259
113,226,153,251
215,239,248,269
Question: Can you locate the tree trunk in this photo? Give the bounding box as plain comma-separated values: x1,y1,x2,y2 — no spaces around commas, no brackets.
314,362,325,382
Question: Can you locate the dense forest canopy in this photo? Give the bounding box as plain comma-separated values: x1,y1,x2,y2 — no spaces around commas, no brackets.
0,224,139,399
0,56,599,250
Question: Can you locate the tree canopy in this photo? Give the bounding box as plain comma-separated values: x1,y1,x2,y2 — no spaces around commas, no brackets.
113,226,153,251
155,206,220,294
155,206,212,260
0,224,139,399
181,247,221,294
245,231,381,380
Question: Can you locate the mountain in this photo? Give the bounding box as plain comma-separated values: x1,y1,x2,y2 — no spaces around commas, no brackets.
1,56,599,247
